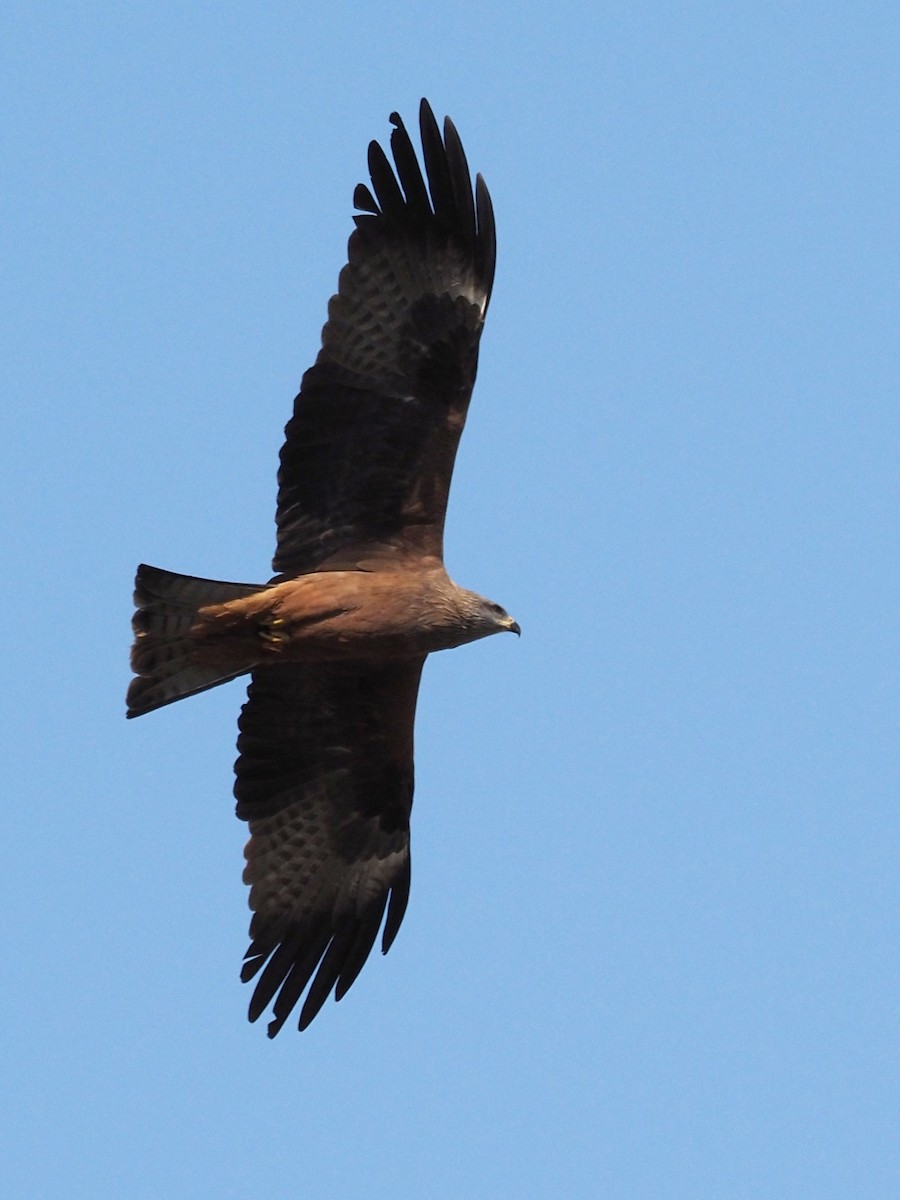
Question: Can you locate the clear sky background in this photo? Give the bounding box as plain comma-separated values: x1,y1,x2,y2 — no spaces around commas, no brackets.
4,3,899,1197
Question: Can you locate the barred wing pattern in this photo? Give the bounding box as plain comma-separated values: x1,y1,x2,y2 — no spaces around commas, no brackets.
272,100,496,576
235,660,424,1035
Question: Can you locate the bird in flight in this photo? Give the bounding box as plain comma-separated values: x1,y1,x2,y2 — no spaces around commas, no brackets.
127,100,517,1036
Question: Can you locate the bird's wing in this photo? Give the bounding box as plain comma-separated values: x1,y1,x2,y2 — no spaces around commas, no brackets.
234,658,424,1035
273,99,496,577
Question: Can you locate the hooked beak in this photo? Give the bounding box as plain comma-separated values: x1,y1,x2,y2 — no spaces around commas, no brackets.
503,616,521,637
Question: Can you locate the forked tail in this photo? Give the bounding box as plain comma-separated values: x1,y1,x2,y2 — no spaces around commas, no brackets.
127,564,261,718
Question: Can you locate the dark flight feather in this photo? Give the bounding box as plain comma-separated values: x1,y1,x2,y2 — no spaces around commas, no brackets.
235,660,422,1035
272,99,495,578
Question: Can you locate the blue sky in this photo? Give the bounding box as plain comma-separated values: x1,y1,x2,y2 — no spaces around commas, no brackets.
4,2,899,1196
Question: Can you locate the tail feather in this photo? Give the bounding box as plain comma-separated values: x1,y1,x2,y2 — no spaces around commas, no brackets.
127,564,262,718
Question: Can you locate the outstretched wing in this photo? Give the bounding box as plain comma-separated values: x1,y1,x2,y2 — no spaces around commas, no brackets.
234,659,424,1035
273,99,496,578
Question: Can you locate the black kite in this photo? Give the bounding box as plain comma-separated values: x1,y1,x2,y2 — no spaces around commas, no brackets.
127,100,517,1036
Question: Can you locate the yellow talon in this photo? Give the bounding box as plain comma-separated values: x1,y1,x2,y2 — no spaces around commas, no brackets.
258,618,289,648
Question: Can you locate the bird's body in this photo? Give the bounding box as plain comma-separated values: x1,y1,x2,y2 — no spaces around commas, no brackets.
135,560,514,680
127,101,516,1035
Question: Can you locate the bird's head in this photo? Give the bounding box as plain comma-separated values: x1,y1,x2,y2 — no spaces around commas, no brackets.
459,592,520,639
483,599,521,637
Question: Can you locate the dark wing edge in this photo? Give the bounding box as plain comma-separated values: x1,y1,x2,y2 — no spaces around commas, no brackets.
272,100,496,577
353,100,496,312
234,660,424,1035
